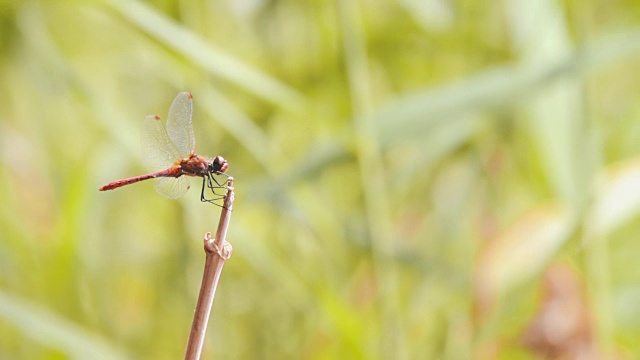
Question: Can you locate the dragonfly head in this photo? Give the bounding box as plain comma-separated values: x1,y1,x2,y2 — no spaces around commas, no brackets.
210,155,229,174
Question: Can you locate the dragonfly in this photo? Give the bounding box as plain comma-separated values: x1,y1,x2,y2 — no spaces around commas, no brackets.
99,92,229,204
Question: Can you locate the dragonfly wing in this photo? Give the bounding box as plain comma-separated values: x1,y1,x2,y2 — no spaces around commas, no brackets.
142,114,183,172
166,92,196,158
154,177,191,199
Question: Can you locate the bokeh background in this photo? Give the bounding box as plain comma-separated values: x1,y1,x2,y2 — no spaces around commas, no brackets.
1,0,640,359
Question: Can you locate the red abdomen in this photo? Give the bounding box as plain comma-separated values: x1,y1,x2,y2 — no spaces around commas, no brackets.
99,167,182,191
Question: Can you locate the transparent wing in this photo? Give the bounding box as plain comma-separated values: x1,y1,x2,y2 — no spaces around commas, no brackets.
166,92,195,158
142,114,183,172
154,177,191,199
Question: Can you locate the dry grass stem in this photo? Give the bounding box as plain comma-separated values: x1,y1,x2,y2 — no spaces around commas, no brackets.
184,177,235,360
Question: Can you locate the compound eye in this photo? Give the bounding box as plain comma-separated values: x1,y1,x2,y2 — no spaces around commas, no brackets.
213,156,228,173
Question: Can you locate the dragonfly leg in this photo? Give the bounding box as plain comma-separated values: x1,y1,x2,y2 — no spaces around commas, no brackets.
200,174,229,209
211,172,229,187
206,172,229,195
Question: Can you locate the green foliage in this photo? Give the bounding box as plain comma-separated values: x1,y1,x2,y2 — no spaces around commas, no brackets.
1,0,640,358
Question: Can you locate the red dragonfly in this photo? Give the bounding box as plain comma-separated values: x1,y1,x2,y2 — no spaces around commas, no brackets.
99,92,229,203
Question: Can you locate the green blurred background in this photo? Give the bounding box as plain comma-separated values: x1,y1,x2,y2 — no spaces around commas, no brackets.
1,0,640,358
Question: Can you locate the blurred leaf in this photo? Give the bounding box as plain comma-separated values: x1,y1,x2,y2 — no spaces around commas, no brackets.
508,0,585,210
476,205,573,312
260,30,640,195
0,292,130,360
394,114,484,192
246,139,352,201
587,157,640,238
374,30,640,148
102,0,305,110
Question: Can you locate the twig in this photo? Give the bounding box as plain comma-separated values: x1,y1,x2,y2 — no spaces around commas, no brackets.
184,177,235,360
